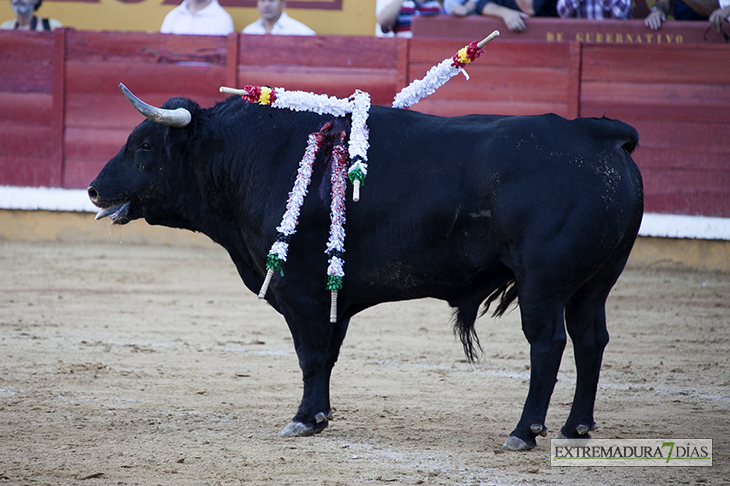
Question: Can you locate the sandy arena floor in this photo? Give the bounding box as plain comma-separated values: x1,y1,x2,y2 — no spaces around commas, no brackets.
1,239,728,485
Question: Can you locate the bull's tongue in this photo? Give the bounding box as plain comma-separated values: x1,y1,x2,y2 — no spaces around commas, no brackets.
95,201,130,221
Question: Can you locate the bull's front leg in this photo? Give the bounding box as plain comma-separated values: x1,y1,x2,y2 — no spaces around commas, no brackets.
280,316,349,437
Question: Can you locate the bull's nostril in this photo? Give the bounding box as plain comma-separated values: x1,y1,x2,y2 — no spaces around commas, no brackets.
88,186,98,203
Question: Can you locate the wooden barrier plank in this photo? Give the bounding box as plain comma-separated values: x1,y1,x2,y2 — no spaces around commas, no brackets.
581,81,730,123
238,35,402,69
0,123,54,158
66,61,228,97
237,66,399,106
395,37,409,93
64,127,130,161
413,98,568,117
410,16,729,45
0,156,60,187
0,61,53,93
636,149,729,172
226,34,239,89
65,93,224,129
0,30,728,221
641,168,730,218
0,32,54,93
630,120,730,154
581,45,730,84
566,42,582,120
0,93,53,124
66,30,229,65
406,63,569,103
50,27,65,189
63,158,110,189
408,39,571,68
0,31,54,61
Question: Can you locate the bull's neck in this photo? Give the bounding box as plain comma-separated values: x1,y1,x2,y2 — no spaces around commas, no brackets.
187,104,333,281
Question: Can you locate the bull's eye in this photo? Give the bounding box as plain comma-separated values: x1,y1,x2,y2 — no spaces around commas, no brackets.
140,142,153,151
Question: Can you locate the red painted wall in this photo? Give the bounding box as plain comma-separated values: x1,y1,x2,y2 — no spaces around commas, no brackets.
0,25,728,217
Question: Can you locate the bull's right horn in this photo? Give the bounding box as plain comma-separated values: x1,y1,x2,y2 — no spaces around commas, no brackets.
119,83,192,128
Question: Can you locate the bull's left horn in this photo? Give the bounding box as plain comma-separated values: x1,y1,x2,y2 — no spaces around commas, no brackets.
119,83,192,128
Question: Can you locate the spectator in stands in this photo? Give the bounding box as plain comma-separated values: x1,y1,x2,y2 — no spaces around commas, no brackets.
444,0,477,15
645,0,718,29
556,0,632,18
376,0,444,38
160,0,234,35
1,0,61,30
709,0,730,31
444,0,557,33
243,0,315,35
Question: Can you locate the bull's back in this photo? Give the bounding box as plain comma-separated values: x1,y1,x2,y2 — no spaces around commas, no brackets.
350,110,642,295
364,109,641,228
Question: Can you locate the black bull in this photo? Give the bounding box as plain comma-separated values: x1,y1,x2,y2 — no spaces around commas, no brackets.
88,89,643,450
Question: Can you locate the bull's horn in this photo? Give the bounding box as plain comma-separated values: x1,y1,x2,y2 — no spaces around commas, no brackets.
119,83,192,128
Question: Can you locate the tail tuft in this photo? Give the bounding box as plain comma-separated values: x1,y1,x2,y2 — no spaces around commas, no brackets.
453,305,482,363
452,278,518,363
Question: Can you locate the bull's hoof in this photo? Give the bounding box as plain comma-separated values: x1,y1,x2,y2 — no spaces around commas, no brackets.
280,421,316,437
501,435,535,451
556,423,597,440
280,414,330,437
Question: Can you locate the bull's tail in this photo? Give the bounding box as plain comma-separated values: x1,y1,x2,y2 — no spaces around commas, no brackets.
481,278,519,319
452,276,518,363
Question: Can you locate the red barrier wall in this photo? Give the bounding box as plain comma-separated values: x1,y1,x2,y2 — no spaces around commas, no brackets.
0,30,64,188
412,16,730,45
0,27,728,218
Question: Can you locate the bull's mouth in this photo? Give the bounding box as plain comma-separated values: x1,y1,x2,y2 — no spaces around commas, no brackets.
94,201,131,224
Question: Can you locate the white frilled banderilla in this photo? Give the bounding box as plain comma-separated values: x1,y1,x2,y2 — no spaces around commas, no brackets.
219,30,500,323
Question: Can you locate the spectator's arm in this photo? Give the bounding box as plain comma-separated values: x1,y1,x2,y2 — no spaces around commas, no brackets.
645,0,670,29
446,0,478,16
378,0,405,32
709,3,730,30
515,0,536,14
480,1,530,30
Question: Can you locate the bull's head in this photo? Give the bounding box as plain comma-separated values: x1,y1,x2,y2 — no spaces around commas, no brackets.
88,84,197,226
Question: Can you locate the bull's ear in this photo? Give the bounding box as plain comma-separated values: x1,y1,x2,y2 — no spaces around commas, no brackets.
120,83,192,128
162,112,199,165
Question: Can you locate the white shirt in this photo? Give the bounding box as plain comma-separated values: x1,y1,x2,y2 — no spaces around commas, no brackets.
242,12,315,36
161,0,234,36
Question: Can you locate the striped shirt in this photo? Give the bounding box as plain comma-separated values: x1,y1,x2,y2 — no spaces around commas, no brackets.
383,1,444,37
557,0,632,19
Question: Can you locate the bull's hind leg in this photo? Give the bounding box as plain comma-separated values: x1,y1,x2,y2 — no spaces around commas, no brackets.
280,316,349,437
559,262,624,439
503,285,567,451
